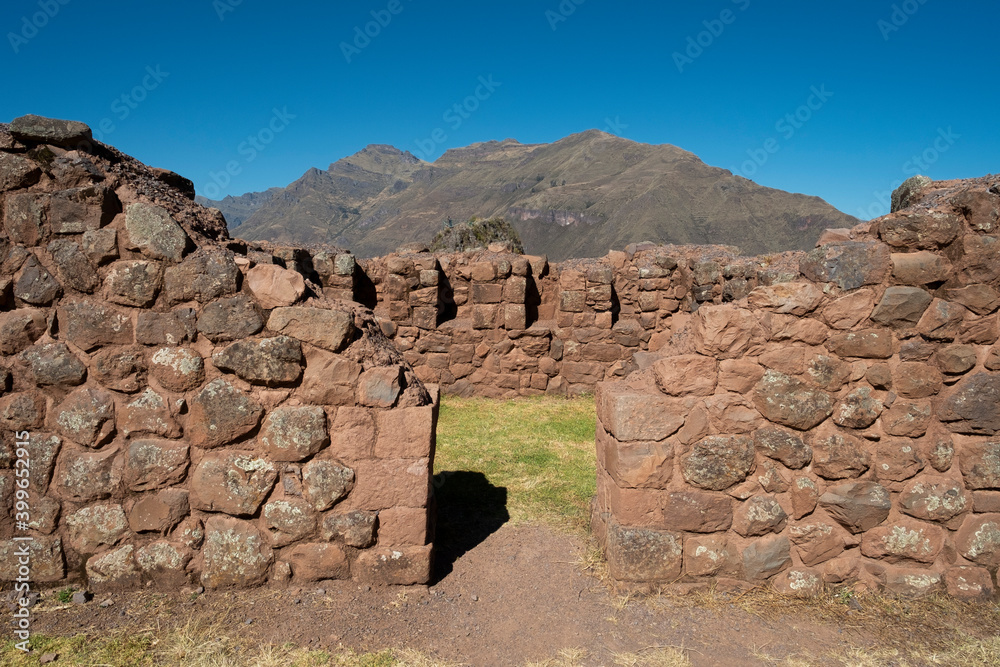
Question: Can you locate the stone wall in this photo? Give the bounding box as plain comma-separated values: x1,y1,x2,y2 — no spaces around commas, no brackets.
0,116,435,591
592,176,1000,600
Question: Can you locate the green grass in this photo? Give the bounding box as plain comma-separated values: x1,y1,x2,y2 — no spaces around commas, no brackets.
434,394,597,531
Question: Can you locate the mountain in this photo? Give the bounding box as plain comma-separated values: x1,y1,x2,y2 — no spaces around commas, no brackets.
194,187,282,229
203,131,859,260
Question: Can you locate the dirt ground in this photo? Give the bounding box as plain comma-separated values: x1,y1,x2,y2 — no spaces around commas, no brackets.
7,520,924,667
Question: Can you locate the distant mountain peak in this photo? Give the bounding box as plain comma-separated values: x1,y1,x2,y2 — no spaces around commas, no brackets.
203,131,859,260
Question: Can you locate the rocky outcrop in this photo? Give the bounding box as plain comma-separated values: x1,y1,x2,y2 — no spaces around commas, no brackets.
0,116,435,591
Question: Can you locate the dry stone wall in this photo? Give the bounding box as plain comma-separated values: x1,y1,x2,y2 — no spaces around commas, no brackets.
592,176,1000,600
0,116,436,591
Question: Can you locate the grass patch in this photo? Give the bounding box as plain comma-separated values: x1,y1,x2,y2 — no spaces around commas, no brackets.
434,394,597,531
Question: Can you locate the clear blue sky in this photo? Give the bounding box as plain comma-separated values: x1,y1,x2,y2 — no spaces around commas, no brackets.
2,0,995,220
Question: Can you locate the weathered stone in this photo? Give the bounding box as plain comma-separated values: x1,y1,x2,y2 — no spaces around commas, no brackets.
52,445,120,502
91,346,144,392
682,535,732,577
162,249,239,304
197,294,265,342
652,355,717,396
357,365,403,408
103,259,162,307
818,481,891,533
123,439,190,492
827,329,895,359
811,426,870,479
187,379,263,448
0,537,64,582
54,387,115,446
597,384,685,442
882,567,942,598
833,386,882,429
0,152,41,191
263,498,317,547
691,305,768,359
201,516,272,588
65,504,128,554
733,495,787,537
57,300,133,350
135,541,192,586
682,435,755,491
871,287,933,328
772,568,823,597
916,299,966,341
882,401,931,438
945,566,995,601
939,374,1000,435
0,308,47,354
50,186,118,234
20,342,86,386
48,238,98,293
606,521,683,582
246,263,306,309
894,362,943,398
789,520,848,566
874,439,925,481
742,535,792,580
375,406,434,459
267,306,355,352
10,114,92,146
718,359,766,394
748,282,824,316
189,451,277,516
354,545,433,585
136,309,197,346
601,430,673,490
660,490,733,533
86,545,141,589
148,347,204,392
891,175,932,212
323,510,378,547
790,476,820,519
213,336,303,386
861,519,944,564
799,242,890,290
959,439,1000,489
302,459,355,511
753,428,812,469
347,458,430,510
899,476,968,522
955,514,1000,568
81,228,118,265
298,347,361,406
946,284,1000,316
127,489,189,533
921,425,955,473
936,344,978,375
260,406,329,462
325,407,376,460
120,389,181,439
878,212,961,249
284,542,350,581
820,289,878,330
1,392,46,431
753,370,834,431
124,202,189,261
377,506,428,547
891,251,951,285
15,256,61,305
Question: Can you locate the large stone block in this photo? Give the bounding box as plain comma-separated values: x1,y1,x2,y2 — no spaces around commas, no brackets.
124,202,190,261
870,287,933,328
284,543,350,581
691,305,768,359
810,425,870,480
57,300,133,351
681,435,755,491
65,504,128,554
246,263,306,309
753,370,834,431
213,337,303,386
742,535,791,580
163,249,239,303
596,383,684,442
652,355,718,397
54,386,116,446
347,458,428,510
201,516,273,588
747,282,824,316
197,294,265,343
860,519,945,564
606,521,683,582
104,259,162,307
302,459,356,511
267,306,355,352
826,329,895,359
799,242,890,290
600,426,672,490
878,212,961,249
260,406,329,462
955,514,1000,568
189,451,277,516
732,495,787,537
127,489,189,533
354,545,433,585
818,481,891,533
958,439,1000,489
20,342,86,387
789,520,848,566
123,439,190,492
52,445,120,502
375,406,434,459
263,498,317,547
939,374,1000,435
186,379,263,448
0,537,64,582
0,308,47,355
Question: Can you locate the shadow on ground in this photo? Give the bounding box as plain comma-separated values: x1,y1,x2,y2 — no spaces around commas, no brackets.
430,470,509,583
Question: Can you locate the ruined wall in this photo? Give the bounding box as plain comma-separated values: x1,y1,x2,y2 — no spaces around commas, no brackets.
335,241,803,399
592,176,1000,600
0,116,435,591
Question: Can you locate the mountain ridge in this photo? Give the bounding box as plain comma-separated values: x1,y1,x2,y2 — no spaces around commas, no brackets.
200,131,859,260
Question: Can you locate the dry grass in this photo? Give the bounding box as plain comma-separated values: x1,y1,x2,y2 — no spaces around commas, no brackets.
613,647,693,667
